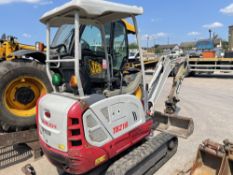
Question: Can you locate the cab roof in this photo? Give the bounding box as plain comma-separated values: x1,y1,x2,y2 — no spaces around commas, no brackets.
40,0,143,26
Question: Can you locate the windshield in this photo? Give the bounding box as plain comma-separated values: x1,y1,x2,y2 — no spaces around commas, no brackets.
129,52,135,56
51,24,74,52
81,25,104,53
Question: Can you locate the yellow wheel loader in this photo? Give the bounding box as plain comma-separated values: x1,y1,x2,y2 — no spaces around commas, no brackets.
0,35,52,131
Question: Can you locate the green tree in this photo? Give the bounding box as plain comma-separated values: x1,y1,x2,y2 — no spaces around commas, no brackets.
129,42,138,49
222,41,229,51
154,45,162,54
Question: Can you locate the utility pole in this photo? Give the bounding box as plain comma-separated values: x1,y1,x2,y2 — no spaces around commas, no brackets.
153,37,156,53
209,29,212,40
147,35,149,51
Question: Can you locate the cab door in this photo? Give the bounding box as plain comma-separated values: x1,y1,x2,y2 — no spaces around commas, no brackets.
110,21,129,74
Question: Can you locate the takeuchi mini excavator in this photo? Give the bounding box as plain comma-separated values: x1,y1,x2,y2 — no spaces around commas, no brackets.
37,0,194,174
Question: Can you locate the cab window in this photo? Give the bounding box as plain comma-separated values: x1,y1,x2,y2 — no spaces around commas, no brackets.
81,25,104,54
80,25,106,80
112,21,128,70
51,24,74,54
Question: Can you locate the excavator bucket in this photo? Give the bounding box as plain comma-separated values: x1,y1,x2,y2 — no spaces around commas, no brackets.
152,111,194,139
190,140,226,175
221,140,233,175
222,155,233,175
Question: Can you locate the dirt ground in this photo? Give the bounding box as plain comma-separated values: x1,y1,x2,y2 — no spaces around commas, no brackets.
0,74,233,175
155,74,233,175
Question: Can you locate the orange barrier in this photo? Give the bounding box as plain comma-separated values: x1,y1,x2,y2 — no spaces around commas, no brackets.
202,51,216,58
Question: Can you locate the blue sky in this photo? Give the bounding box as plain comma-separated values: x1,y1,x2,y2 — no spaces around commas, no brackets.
0,0,233,47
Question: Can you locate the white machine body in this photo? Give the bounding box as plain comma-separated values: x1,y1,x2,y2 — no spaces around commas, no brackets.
38,94,146,152
38,94,77,152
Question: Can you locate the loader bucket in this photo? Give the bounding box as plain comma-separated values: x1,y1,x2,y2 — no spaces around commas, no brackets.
191,140,225,175
152,111,194,139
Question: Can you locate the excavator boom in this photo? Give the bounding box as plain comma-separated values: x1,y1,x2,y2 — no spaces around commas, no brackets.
147,55,194,138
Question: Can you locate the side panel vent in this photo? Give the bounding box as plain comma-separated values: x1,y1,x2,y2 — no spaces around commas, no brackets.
86,115,98,128
89,128,108,142
67,103,84,149
101,107,110,122
83,110,112,147
72,129,80,136
72,118,79,125
71,140,82,146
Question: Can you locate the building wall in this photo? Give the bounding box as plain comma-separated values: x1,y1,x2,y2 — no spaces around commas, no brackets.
229,25,233,51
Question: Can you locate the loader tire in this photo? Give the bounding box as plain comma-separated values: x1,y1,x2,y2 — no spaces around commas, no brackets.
0,61,52,131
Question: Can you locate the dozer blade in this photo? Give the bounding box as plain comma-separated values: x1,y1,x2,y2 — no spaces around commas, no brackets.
191,139,226,175
152,111,194,139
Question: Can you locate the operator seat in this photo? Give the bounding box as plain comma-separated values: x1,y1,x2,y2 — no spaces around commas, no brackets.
58,46,107,94
57,56,92,94
104,68,142,98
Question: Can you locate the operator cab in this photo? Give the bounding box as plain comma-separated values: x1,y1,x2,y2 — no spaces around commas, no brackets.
41,0,145,101
49,21,130,95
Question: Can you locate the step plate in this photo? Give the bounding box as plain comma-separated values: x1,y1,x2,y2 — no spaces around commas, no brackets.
0,145,32,169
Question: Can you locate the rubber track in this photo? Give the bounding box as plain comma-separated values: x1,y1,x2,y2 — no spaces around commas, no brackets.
105,133,178,175
0,145,32,169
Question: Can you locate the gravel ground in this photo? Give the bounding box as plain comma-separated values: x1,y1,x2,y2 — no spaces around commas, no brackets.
0,74,233,175
154,74,233,175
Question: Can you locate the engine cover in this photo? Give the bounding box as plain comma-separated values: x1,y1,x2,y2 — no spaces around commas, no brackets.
83,94,146,147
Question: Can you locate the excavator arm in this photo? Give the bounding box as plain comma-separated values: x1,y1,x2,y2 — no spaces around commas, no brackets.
165,60,187,114
147,55,194,138
148,55,187,113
